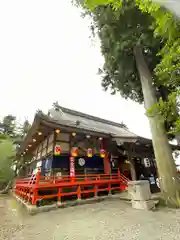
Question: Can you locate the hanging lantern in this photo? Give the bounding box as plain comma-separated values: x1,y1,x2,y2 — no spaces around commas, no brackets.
71,147,78,157
100,149,106,158
55,129,60,134
54,144,61,156
72,132,76,137
87,148,93,158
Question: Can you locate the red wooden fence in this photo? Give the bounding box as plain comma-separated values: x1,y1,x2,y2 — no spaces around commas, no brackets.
13,169,128,206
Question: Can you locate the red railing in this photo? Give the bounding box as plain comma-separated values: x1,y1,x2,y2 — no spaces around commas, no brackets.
14,169,128,206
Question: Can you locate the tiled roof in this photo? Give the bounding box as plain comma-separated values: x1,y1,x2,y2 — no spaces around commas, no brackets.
47,105,137,139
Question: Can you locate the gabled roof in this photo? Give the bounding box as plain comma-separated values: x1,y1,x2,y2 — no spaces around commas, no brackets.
47,105,137,139
18,105,138,155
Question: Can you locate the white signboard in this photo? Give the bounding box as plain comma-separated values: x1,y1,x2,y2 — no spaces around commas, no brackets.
36,160,42,167
78,158,85,167
144,158,151,168
156,178,160,189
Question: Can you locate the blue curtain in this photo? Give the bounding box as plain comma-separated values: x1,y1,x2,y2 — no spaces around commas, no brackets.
45,154,104,171
42,156,53,170
75,155,104,169
52,154,69,169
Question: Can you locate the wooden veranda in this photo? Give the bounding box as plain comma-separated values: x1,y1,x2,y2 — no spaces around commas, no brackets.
14,169,128,206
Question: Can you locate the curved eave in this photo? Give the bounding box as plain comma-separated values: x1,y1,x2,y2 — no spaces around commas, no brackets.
39,114,111,138
17,113,112,156
17,114,42,155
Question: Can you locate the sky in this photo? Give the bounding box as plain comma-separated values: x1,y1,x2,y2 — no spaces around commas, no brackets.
0,0,151,138
153,0,180,18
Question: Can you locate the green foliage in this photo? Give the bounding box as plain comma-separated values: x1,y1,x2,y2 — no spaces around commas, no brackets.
0,115,31,188
0,115,31,139
0,115,16,136
0,133,9,142
84,1,164,102
84,0,180,88
135,0,180,87
0,137,15,186
148,91,180,134
18,119,31,137
78,0,180,134
78,0,180,207
155,39,180,86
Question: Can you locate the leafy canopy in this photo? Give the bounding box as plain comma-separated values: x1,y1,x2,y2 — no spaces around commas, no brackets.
0,115,31,187
84,0,180,88
81,1,166,102
0,137,15,185
78,0,180,134
0,115,16,136
135,0,180,87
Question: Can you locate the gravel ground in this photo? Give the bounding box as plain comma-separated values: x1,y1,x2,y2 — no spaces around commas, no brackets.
1,196,180,240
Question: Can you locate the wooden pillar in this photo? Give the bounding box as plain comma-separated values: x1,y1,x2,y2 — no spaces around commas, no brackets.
104,152,111,174
69,156,75,180
127,143,137,181
69,134,75,179
102,139,111,174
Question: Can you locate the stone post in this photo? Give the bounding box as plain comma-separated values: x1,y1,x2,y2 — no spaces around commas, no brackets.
128,180,156,210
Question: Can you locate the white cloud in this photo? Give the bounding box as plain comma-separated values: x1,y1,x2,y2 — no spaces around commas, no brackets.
0,0,151,138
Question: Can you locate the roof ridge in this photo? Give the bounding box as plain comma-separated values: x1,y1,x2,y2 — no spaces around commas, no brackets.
55,104,127,129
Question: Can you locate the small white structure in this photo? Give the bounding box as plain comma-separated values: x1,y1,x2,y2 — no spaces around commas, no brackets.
128,180,156,210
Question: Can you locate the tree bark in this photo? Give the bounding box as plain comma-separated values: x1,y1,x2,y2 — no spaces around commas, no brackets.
129,158,137,181
127,143,137,181
134,45,180,207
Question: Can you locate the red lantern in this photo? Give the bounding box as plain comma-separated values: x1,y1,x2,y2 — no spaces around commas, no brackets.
71,147,78,157
87,148,93,157
54,144,61,156
100,149,105,158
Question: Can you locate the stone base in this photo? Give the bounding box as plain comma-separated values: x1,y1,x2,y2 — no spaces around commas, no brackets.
131,199,156,210
13,193,58,215
12,193,129,215
56,201,62,207
128,180,151,201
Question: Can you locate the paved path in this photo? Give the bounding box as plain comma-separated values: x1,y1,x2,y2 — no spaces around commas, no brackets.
1,197,180,240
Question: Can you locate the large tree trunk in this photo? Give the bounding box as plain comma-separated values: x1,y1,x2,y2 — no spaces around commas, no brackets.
127,143,137,181
134,45,180,207
129,158,137,181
